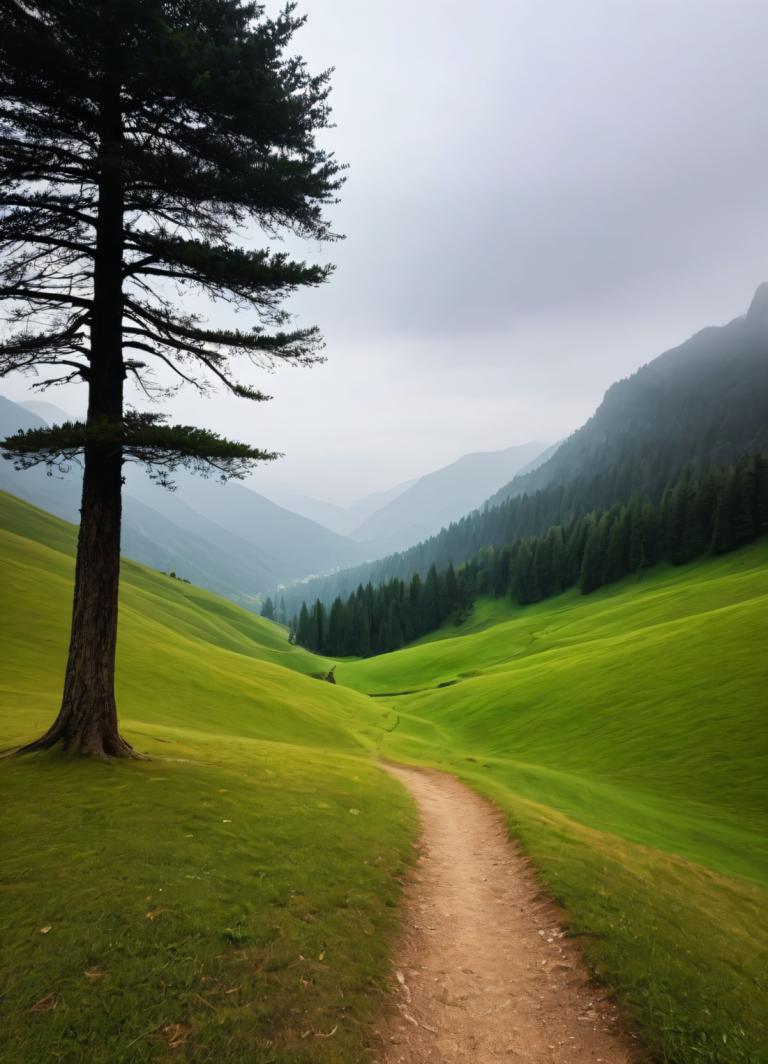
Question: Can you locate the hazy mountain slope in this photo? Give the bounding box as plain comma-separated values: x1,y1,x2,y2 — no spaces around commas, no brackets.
0,395,368,601
124,468,369,587
514,439,561,476
350,441,548,554
0,394,45,436
279,286,768,610
18,399,74,424
258,476,417,535
488,284,768,508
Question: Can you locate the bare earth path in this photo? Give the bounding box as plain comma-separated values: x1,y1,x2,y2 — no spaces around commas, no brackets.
374,764,637,1063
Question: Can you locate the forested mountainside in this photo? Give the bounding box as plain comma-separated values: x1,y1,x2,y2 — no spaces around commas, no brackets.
279,286,768,613
488,283,768,507
292,454,768,657
0,396,367,604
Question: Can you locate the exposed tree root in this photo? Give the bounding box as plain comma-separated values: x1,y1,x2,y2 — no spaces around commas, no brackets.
11,722,148,760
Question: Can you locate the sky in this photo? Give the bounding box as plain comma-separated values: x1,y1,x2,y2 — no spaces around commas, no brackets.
5,0,768,505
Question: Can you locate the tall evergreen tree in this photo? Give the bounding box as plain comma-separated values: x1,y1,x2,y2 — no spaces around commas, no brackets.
296,603,312,649
311,600,327,654
579,516,606,594
0,1,342,757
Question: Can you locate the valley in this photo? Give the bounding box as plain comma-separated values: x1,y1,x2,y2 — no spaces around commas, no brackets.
1,490,765,1062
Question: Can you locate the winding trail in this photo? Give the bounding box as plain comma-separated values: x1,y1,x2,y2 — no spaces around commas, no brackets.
374,764,637,1063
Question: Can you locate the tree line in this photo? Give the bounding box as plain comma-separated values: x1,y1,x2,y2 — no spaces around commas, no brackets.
292,454,768,657
291,562,472,657
277,306,768,619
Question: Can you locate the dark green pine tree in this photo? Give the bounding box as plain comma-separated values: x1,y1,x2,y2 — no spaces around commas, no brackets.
296,603,312,649
0,1,343,757
356,603,372,657
444,561,459,611
579,516,606,594
710,473,737,554
422,565,441,630
327,597,347,657
754,455,768,534
312,600,327,655
260,597,276,621
603,509,629,584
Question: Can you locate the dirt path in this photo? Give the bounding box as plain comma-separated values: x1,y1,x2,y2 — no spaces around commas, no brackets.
374,764,637,1063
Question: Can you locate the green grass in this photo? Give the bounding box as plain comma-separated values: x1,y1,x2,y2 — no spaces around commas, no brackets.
2,488,767,1063
0,492,417,1063
337,545,768,1063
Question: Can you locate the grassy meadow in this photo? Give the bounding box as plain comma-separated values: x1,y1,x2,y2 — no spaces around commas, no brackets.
338,546,768,1063
1,489,767,1062
0,492,417,1063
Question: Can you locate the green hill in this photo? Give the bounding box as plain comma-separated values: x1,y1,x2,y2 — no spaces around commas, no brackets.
0,491,416,1064
336,545,768,1062
1,489,767,1063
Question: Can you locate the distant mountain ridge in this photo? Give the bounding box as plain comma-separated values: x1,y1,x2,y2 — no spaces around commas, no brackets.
257,478,418,536
0,395,368,604
347,441,549,556
279,284,768,611
0,394,550,604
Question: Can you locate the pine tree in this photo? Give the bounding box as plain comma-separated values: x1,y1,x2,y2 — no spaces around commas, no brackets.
755,455,768,533
604,509,629,584
297,603,312,649
327,597,346,657
260,597,276,621
579,517,606,594
0,1,342,757
312,600,327,654
444,562,459,611
422,565,441,630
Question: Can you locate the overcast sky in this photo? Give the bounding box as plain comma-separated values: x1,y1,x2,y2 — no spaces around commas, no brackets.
6,0,768,504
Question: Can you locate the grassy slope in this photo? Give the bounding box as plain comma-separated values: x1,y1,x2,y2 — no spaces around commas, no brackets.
337,546,768,1063
3,488,767,1063
0,492,417,1064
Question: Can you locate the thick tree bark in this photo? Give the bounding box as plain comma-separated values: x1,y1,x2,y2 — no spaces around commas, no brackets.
17,84,142,759
18,442,140,758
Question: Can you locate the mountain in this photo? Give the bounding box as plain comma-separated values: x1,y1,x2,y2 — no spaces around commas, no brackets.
122,467,369,594
487,284,768,509
260,441,552,547
280,284,768,611
348,441,549,555
257,477,417,536
0,395,367,604
18,399,75,424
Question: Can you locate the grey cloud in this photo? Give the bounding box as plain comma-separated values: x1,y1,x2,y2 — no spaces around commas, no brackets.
6,0,768,501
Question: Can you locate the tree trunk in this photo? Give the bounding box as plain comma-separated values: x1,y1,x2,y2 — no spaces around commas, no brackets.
17,442,140,758
17,84,141,759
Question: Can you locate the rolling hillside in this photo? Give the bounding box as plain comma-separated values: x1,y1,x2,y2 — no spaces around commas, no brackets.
337,547,768,1063
0,490,416,1063
1,490,766,1062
